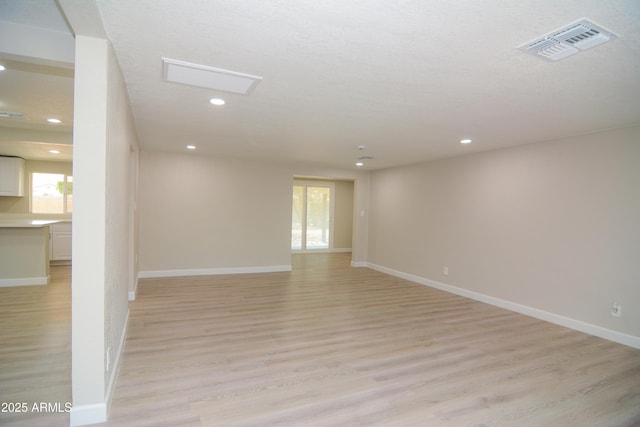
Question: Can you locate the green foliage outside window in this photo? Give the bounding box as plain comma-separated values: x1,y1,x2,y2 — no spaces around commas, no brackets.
56,181,73,195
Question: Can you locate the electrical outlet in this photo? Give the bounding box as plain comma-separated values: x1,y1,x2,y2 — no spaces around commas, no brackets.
443,266,449,276
611,303,622,318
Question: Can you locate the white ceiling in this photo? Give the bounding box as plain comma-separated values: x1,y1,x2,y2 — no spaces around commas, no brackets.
2,0,640,170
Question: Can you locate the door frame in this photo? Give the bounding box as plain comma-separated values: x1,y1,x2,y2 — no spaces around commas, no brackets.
292,180,336,253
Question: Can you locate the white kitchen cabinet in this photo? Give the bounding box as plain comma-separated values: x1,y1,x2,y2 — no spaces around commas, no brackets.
50,221,72,261
0,156,25,197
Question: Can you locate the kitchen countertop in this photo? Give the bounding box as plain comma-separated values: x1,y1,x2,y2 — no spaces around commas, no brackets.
0,219,63,228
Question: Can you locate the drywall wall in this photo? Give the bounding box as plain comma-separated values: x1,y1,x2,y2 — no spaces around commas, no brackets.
0,159,72,217
71,36,108,417
138,155,370,275
368,125,640,341
103,31,139,408
70,35,138,425
138,151,293,274
334,180,354,249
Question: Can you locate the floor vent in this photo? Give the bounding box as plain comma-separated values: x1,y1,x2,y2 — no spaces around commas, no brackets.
518,18,617,62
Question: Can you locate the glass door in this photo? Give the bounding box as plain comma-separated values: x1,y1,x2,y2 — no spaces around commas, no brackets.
305,186,331,249
291,182,334,251
291,185,304,251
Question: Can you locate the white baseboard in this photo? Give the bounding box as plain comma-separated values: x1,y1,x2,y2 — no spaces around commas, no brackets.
139,264,292,279
292,249,352,254
106,309,129,416
128,274,138,301
69,310,129,426
69,403,107,427
331,248,353,253
0,276,49,287
367,262,640,350
350,261,367,268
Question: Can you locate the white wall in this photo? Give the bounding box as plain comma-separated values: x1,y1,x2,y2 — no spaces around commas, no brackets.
368,125,640,345
71,36,107,421
334,180,354,249
104,31,139,409
139,151,293,275
138,153,371,275
70,35,138,426
128,146,140,300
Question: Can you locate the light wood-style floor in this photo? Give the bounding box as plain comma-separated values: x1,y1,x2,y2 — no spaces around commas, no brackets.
0,265,71,427
1,254,639,426
106,253,640,426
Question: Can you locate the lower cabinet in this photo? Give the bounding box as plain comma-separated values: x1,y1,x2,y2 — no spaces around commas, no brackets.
50,222,72,261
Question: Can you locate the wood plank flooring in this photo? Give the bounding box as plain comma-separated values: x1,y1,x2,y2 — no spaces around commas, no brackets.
103,253,639,426
0,265,71,427
1,254,639,426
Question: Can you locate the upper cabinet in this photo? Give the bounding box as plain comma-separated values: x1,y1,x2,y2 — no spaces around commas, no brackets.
0,156,26,197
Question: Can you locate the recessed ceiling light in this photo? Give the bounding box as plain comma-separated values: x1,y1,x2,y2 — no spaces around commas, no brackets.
186,145,196,150
460,138,472,144
49,150,61,154
209,98,226,106
356,162,364,167
0,65,5,71
47,118,62,124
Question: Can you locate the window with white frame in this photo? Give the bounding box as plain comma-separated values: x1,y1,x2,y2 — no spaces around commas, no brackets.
31,173,73,214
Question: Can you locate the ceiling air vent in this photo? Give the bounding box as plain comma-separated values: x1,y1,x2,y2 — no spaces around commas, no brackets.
518,18,617,62
162,58,262,95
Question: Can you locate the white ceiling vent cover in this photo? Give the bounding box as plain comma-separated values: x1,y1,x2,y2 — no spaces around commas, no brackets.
518,18,617,62
162,58,262,95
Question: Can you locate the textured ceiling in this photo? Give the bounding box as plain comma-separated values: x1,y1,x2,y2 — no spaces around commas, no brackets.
95,0,640,170
2,0,640,169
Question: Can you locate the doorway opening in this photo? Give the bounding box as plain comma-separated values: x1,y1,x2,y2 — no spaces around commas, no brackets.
292,181,335,251
291,178,354,254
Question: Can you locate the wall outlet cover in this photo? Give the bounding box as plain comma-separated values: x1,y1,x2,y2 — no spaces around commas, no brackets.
611,303,622,318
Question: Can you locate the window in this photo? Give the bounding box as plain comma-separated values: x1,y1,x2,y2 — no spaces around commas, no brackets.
31,173,73,214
